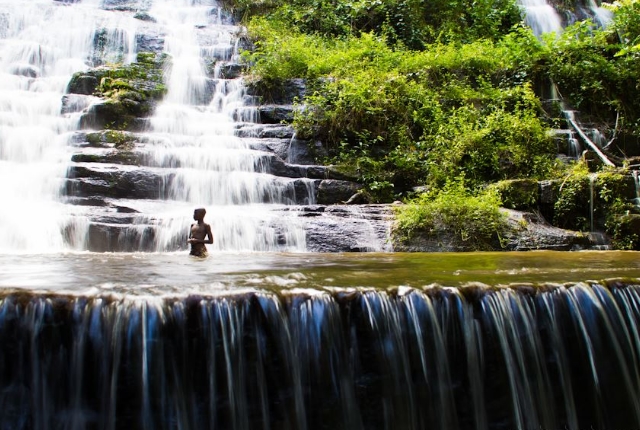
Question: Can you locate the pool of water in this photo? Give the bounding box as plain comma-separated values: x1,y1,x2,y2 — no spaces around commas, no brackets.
1,250,640,295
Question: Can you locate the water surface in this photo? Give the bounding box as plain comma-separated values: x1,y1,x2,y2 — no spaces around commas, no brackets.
2,250,639,294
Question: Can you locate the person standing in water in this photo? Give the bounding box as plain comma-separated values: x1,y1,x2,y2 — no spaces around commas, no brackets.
188,208,213,257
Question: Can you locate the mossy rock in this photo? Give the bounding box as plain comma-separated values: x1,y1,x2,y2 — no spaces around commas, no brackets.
71,151,141,165
84,130,136,149
69,52,168,130
67,74,100,95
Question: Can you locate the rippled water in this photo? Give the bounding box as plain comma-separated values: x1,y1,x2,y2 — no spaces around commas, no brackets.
2,250,640,293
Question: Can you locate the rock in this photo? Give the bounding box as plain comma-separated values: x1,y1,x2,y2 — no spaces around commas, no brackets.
247,78,307,104
71,151,142,165
287,139,328,165
65,166,167,199
135,32,165,53
257,105,295,124
134,12,156,23
235,124,295,139
67,74,99,95
86,223,157,252
218,63,245,79
489,179,539,210
317,180,363,205
500,209,592,251
302,204,393,252
391,209,594,252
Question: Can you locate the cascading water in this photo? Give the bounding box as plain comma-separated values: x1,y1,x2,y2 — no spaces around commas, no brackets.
0,0,322,253
0,0,139,252
121,0,313,252
2,282,640,429
518,0,563,37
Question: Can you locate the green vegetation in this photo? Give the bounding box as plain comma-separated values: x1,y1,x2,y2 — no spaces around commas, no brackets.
394,182,508,250
222,0,640,248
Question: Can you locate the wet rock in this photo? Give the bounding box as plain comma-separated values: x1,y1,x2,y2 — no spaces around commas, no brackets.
9,63,39,78
235,124,295,139
135,32,164,53
71,151,142,165
65,166,167,199
257,105,295,124
392,209,593,252
61,94,96,115
67,74,99,95
246,78,307,104
134,12,156,23
218,63,245,79
263,155,306,178
302,204,393,252
317,180,363,205
86,223,157,252
500,210,592,251
287,139,327,165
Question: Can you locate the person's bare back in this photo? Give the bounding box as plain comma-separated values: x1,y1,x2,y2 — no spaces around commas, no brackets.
187,208,213,257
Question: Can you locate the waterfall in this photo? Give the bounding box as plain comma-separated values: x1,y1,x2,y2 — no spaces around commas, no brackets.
518,0,563,37
2,282,640,429
0,0,315,253
0,0,139,252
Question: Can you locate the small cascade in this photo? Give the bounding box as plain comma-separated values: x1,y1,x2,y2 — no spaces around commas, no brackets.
587,0,613,28
632,170,640,209
2,282,640,429
518,0,563,37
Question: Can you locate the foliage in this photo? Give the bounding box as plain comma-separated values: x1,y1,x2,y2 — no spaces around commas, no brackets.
553,161,593,230
394,182,508,250
542,4,640,136
597,169,638,248
227,0,521,48
229,0,640,248
554,163,636,239
488,179,539,210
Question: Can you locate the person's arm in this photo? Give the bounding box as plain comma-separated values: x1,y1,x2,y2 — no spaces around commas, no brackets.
187,224,195,243
204,224,214,244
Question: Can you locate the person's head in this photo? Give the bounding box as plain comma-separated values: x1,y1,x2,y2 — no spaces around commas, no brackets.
193,208,206,221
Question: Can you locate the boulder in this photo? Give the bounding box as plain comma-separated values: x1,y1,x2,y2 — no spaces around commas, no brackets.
317,180,363,205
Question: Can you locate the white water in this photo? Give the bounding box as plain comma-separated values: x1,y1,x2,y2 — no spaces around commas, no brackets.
127,0,311,251
0,0,141,252
0,0,312,253
518,0,563,36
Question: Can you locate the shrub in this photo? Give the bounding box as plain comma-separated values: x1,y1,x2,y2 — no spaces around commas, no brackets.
394,182,508,249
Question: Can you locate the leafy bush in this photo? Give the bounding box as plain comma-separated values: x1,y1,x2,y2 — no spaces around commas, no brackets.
394,182,508,249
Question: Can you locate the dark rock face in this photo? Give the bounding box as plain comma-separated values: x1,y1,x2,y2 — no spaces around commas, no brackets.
317,180,363,205
66,165,166,199
67,74,99,95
